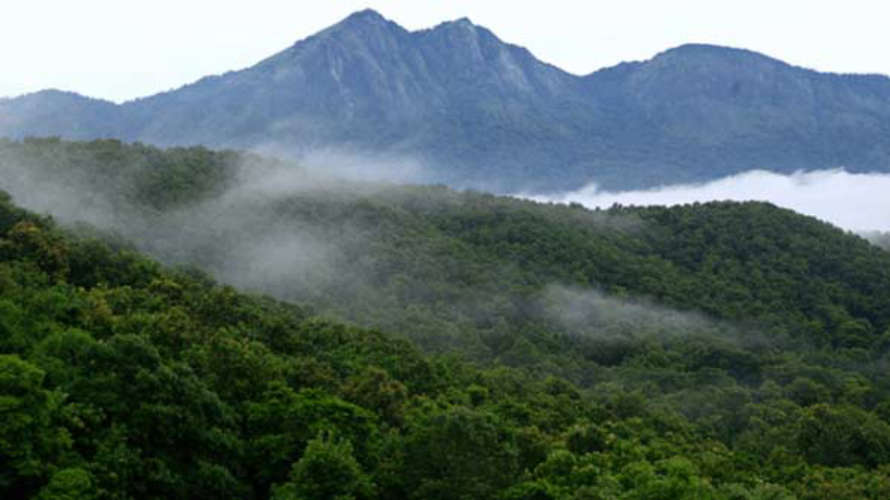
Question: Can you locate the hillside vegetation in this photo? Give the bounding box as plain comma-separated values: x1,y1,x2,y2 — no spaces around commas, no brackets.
4,139,890,498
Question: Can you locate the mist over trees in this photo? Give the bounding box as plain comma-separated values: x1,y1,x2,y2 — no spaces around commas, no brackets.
0,139,890,499
3,139,890,498
863,231,890,251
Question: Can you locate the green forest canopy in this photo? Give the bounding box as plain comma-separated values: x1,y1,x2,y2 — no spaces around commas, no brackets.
3,138,890,498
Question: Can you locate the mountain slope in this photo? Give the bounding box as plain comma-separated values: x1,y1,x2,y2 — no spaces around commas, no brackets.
5,138,890,370
6,141,890,498
3,10,890,191
126,8,593,190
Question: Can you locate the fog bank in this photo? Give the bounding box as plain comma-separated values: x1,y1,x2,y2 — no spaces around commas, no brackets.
524,169,890,232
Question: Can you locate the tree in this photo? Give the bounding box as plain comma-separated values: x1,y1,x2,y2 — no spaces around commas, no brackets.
402,406,519,500
271,432,373,500
795,404,890,467
36,468,95,500
0,355,67,497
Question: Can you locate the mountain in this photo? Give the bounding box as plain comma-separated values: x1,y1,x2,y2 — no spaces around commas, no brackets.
3,10,890,191
0,90,120,139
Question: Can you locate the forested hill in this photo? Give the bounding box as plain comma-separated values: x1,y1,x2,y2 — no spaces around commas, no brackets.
4,10,890,191
4,138,890,368
6,143,890,498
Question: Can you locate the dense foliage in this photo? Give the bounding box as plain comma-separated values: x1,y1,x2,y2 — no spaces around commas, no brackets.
4,139,890,498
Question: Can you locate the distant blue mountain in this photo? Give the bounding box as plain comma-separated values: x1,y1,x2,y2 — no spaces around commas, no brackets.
3,9,890,191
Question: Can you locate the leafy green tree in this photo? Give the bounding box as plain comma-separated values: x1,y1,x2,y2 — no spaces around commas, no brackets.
402,406,519,500
271,432,374,500
795,404,890,467
246,383,379,492
36,468,95,500
0,355,67,497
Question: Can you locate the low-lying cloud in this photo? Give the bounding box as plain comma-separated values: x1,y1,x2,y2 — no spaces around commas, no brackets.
539,284,749,342
250,141,432,186
524,169,890,232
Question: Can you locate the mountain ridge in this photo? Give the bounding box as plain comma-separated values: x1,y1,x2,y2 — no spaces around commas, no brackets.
3,9,890,191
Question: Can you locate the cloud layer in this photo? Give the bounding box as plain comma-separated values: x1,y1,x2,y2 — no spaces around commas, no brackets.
525,169,890,232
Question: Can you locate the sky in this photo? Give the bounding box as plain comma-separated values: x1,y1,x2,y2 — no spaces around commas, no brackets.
3,0,890,103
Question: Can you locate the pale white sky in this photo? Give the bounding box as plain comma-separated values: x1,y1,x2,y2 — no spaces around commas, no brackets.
3,0,890,103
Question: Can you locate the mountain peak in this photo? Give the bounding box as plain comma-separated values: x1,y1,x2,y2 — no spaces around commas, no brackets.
342,8,387,24
423,15,505,46
9,89,110,105
665,43,740,54
317,8,403,41
433,16,483,33
652,43,787,67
